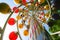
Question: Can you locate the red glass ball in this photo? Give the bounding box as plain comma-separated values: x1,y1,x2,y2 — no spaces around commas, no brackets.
9,32,18,40
15,9,19,13
10,38,16,40
22,0,26,5
13,7,19,13
13,7,17,11
8,18,15,25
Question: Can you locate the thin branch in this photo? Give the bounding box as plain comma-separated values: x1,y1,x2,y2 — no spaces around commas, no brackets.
1,5,22,40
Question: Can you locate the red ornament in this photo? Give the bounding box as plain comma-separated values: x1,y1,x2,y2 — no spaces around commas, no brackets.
8,18,15,25
13,7,17,11
10,39,16,40
14,9,19,13
9,32,18,40
13,7,19,13
22,0,26,5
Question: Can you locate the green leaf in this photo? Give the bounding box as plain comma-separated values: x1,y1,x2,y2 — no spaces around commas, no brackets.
49,20,60,33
